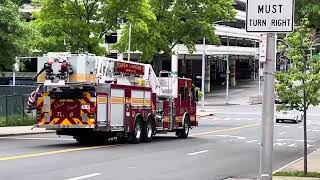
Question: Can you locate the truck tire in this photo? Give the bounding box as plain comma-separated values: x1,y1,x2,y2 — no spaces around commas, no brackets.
176,116,190,138
142,120,154,143
130,119,142,144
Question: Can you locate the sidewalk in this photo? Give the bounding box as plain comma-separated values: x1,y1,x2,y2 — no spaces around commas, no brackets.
274,148,320,180
0,126,54,137
202,80,263,106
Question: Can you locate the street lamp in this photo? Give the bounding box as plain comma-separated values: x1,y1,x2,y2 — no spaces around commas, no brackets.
128,23,132,61
201,37,206,111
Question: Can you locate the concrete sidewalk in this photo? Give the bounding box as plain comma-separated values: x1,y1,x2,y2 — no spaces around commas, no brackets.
202,80,263,106
274,148,320,179
0,126,54,137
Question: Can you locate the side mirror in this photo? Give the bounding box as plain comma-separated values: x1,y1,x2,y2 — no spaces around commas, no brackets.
195,90,199,102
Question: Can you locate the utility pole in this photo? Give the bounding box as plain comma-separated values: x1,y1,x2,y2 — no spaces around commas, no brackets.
201,37,206,111
260,33,276,180
226,36,230,104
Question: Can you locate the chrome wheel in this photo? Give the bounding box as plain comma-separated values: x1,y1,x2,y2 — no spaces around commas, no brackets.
135,123,141,139
147,123,152,138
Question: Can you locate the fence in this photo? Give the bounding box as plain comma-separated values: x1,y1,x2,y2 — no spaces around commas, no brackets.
0,95,36,127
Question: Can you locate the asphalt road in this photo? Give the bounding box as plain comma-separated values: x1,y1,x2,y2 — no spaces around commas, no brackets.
1,106,320,180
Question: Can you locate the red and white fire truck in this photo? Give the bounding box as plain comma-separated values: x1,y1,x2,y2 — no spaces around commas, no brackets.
29,52,198,144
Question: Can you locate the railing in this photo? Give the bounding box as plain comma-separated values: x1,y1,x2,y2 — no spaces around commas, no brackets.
0,95,36,127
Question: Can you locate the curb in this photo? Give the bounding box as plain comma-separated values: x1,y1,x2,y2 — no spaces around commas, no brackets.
0,131,55,137
273,147,320,174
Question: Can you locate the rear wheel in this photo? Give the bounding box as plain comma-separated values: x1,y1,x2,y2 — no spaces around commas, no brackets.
142,120,154,143
130,119,142,144
176,116,190,138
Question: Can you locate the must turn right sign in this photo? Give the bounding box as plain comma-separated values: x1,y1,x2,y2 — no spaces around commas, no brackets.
246,0,294,33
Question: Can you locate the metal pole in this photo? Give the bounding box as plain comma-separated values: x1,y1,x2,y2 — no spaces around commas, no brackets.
226,37,230,104
128,23,132,61
12,72,16,86
201,37,206,111
260,33,276,180
254,41,256,80
259,61,261,95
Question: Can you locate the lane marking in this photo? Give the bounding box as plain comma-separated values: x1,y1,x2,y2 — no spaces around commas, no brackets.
0,137,74,141
307,144,315,148
186,150,209,156
190,123,261,137
65,173,102,180
0,145,114,161
274,142,287,146
247,140,258,143
277,139,316,143
279,132,287,135
0,123,260,161
282,126,290,128
213,135,246,140
288,143,297,147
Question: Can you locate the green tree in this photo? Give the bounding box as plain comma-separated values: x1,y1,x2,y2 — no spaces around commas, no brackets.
31,0,155,55
114,0,235,62
296,0,320,28
0,0,32,70
276,19,320,175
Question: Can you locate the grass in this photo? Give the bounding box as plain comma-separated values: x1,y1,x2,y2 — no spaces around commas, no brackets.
0,114,36,127
274,171,320,178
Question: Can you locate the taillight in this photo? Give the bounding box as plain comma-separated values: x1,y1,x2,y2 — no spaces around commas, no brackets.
90,107,95,113
90,103,95,113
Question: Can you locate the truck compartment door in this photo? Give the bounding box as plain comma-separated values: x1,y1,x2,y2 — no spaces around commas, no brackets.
110,89,125,127
97,95,108,126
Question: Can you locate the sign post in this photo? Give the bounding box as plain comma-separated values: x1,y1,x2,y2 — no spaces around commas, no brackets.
246,1,294,180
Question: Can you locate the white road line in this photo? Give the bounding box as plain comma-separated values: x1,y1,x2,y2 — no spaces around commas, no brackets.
213,135,246,140
298,126,303,129
0,137,74,141
186,150,209,156
307,144,315,148
274,125,280,127
277,139,316,143
65,173,102,180
282,126,290,128
279,132,287,135
288,143,297,147
224,118,231,121
235,118,242,121
274,142,287,146
247,140,258,143
311,130,320,132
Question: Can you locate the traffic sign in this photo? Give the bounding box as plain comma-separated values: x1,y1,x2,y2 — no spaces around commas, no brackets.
246,0,294,32
259,34,267,63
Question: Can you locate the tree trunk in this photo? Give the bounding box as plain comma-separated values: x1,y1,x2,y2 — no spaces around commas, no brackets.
303,107,308,175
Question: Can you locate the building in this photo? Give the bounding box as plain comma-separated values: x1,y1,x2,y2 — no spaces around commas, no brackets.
105,0,261,92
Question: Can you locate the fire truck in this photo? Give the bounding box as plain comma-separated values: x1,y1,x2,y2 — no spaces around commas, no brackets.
30,52,199,144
